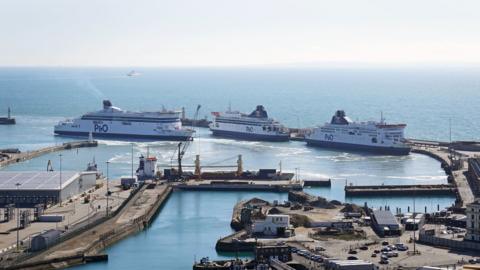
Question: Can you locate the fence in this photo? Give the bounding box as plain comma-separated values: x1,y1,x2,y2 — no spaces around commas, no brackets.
2,183,145,268
419,230,480,251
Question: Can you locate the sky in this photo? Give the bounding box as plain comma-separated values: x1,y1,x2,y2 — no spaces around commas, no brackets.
1,0,480,67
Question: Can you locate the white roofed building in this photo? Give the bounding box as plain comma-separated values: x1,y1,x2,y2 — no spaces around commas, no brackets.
0,171,97,207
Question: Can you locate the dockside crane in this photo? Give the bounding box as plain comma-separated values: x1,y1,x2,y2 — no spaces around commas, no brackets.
172,104,201,180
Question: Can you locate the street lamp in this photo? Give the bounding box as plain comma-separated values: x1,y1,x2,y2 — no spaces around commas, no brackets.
131,143,134,180
15,182,21,251
59,154,63,206
106,161,110,216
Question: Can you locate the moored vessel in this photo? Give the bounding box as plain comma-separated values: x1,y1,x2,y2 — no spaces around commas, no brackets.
54,100,193,141
305,110,411,155
209,105,289,141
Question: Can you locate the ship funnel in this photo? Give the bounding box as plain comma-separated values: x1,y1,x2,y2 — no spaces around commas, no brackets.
103,100,112,109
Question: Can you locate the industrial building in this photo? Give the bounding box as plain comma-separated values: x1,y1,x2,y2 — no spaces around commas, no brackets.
466,199,480,242
252,214,291,236
324,259,375,270
371,210,401,236
0,171,97,207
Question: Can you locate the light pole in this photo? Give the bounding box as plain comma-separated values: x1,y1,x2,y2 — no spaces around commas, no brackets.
15,182,21,251
131,143,134,180
59,154,63,206
106,161,110,217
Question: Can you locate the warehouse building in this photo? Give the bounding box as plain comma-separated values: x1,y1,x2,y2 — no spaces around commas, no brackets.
0,171,97,207
371,209,401,236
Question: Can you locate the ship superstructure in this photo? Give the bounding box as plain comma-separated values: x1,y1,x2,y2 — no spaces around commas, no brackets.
54,100,193,141
305,110,411,155
209,105,289,141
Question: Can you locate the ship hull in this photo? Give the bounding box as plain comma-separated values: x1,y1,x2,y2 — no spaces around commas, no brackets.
211,129,289,142
54,130,192,141
305,139,411,155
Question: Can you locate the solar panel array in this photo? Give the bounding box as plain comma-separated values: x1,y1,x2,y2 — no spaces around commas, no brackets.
0,171,79,190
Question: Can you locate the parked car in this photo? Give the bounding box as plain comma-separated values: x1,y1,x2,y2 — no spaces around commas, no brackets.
382,241,389,246
371,253,377,258
348,249,357,254
379,259,389,264
347,256,358,260
381,247,392,252
359,245,368,250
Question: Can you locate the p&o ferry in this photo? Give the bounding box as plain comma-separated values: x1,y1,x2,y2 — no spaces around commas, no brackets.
305,110,411,155
209,105,289,141
54,100,193,141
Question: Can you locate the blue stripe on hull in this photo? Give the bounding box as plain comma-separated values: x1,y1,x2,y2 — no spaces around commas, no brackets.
305,139,411,155
211,129,289,142
54,130,192,141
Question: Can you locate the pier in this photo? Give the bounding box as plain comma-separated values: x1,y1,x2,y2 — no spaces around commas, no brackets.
411,144,476,207
3,182,172,270
0,140,98,168
174,179,303,192
345,184,456,196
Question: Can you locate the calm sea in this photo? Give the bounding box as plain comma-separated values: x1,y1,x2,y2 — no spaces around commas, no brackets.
0,67,478,269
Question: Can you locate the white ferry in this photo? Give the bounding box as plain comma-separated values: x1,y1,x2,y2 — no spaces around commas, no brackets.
54,100,193,141
305,110,411,155
209,105,289,141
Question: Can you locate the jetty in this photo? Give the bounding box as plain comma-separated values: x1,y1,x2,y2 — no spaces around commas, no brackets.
0,140,98,168
174,179,303,192
345,184,456,196
411,144,475,207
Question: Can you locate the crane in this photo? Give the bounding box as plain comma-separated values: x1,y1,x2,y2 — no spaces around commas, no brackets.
172,104,201,180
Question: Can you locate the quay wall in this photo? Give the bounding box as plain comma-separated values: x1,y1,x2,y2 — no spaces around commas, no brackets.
86,185,172,255
3,185,173,270
0,141,98,168
345,184,456,196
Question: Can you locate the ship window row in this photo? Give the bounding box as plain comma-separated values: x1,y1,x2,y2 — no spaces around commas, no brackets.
215,119,273,126
81,116,179,123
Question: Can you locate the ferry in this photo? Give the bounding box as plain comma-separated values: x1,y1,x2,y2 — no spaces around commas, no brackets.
126,70,141,77
305,110,411,155
209,105,289,141
54,100,193,140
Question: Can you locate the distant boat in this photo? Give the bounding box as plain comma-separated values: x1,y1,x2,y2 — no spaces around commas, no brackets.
0,107,15,125
127,70,141,77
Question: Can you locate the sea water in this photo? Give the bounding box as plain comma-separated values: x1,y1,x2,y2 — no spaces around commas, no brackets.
0,67,477,269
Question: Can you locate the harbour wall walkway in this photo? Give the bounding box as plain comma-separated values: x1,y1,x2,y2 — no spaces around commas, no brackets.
0,140,98,168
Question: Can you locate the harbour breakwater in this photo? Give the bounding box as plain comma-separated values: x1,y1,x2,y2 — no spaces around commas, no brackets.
0,140,98,168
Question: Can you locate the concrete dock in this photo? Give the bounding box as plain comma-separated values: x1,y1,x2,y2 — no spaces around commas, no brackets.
0,140,98,168
411,145,475,207
174,179,303,192
1,182,172,270
345,184,456,196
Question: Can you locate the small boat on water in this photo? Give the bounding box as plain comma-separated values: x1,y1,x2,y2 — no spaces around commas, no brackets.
0,107,15,125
